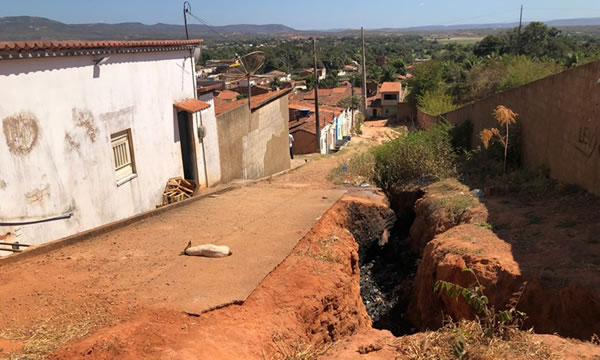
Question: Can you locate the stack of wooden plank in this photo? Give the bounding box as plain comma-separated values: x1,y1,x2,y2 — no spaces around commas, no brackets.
160,177,198,206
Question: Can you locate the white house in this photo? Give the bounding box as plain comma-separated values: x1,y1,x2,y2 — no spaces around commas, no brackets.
0,39,223,251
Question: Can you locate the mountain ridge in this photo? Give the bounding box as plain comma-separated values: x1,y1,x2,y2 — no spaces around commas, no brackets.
0,16,599,41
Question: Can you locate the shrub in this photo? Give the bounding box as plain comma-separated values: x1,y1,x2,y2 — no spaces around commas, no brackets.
351,121,363,136
327,152,374,185
498,56,563,92
450,120,473,152
435,268,528,358
417,88,458,116
371,123,457,189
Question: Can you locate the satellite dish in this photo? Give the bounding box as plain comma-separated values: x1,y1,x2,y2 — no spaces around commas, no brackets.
223,51,266,109
192,47,202,65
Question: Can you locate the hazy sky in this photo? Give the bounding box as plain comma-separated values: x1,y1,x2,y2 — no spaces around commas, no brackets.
3,0,600,29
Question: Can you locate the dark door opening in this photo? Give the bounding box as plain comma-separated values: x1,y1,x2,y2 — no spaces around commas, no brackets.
177,111,197,181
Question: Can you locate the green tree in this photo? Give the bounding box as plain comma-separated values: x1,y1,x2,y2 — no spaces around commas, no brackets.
405,60,445,105
337,95,360,110
381,65,398,82
270,77,284,90
320,72,340,89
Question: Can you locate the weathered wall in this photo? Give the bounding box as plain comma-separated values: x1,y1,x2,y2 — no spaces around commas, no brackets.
441,60,600,194
395,103,417,124
215,105,247,182
416,110,439,129
216,96,290,183
292,130,318,155
0,51,212,248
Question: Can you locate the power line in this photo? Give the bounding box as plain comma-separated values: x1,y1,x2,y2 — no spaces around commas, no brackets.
186,10,229,39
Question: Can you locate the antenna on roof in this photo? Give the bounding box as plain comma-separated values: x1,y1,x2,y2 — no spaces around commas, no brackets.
183,1,192,40
223,51,266,110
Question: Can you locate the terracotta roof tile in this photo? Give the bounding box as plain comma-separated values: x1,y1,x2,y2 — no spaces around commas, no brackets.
0,39,203,52
215,88,292,116
174,99,211,113
293,112,336,134
380,82,402,93
216,90,240,101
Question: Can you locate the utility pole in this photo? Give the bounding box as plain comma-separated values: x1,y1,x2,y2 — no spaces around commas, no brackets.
518,4,524,36
183,1,191,40
313,37,321,151
351,78,355,128
517,5,524,54
360,27,367,117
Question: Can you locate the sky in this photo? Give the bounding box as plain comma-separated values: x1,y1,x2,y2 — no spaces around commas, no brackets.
2,0,600,30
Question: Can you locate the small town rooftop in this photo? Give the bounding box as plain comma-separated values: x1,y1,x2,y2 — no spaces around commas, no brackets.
380,82,402,93
0,39,204,60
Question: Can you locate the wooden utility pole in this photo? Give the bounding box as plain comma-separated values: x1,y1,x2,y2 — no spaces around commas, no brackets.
360,27,367,117
351,79,355,128
517,5,524,54
518,4,524,35
313,37,321,151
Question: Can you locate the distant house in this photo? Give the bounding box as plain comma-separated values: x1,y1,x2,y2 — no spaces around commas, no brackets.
264,70,291,82
214,90,240,103
338,65,358,77
0,39,225,249
299,68,326,81
368,82,403,119
196,65,217,77
376,56,387,66
230,85,270,97
288,85,357,154
380,82,403,115
206,58,237,74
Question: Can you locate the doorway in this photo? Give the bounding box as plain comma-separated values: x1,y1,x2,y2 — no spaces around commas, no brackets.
177,111,197,181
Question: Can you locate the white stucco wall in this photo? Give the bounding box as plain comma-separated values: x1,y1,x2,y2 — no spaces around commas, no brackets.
197,93,221,186
0,50,215,248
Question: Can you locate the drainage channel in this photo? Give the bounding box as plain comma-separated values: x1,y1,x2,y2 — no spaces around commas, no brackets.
356,190,423,336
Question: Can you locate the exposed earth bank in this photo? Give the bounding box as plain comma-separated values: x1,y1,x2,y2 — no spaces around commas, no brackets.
407,179,600,340
50,185,600,359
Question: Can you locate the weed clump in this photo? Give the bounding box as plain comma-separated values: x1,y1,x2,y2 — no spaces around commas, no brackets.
371,124,457,190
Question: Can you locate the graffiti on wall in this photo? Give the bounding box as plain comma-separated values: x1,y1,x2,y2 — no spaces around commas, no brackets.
575,125,599,159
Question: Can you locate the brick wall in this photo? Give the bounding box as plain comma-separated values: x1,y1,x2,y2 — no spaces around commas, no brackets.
436,60,600,194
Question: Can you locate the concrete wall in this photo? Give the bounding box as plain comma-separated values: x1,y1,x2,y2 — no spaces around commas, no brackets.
417,110,439,129
0,50,218,247
437,60,600,194
394,102,417,124
216,96,291,183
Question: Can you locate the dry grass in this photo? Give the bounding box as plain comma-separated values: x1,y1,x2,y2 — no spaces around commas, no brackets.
294,236,342,264
399,320,553,360
262,334,336,360
0,305,110,360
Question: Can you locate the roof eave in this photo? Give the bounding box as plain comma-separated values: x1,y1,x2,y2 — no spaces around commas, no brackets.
0,44,199,61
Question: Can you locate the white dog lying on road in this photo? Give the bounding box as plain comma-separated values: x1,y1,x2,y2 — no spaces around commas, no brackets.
183,241,232,258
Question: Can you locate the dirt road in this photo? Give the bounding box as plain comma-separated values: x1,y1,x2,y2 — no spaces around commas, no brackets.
0,121,393,359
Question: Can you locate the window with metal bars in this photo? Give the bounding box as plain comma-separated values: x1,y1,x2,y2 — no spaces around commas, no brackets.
110,130,136,183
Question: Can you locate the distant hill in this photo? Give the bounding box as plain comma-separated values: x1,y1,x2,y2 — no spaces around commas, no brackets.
374,17,600,33
0,16,599,41
0,16,295,41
